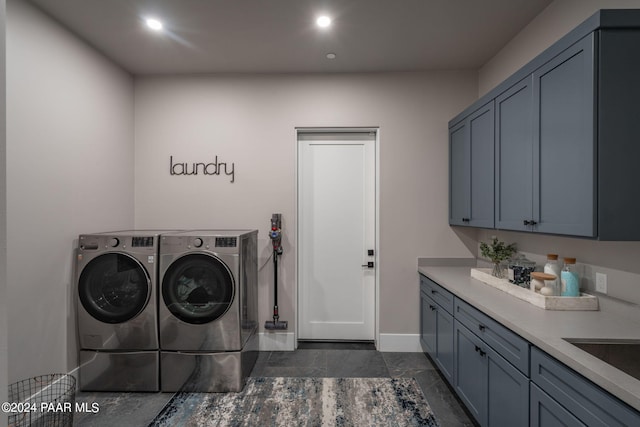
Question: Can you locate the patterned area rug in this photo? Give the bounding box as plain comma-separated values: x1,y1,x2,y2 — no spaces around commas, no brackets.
149,377,439,426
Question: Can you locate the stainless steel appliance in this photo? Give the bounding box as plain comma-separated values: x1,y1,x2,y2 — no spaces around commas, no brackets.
158,230,258,392
76,230,168,392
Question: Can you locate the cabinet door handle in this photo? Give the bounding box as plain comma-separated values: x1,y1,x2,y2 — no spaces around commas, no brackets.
431,289,438,295
478,324,486,332
474,345,486,357
429,305,436,311
523,219,531,226
462,217,470,223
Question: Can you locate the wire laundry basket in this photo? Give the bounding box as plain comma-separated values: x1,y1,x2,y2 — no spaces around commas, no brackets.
7,374,76,427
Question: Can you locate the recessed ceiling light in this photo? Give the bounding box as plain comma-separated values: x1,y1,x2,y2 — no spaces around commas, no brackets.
326,53,337,60
145,18,163,31
316,16,332,28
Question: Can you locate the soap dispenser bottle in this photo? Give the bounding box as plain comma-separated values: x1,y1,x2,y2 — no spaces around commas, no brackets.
561,257,580,297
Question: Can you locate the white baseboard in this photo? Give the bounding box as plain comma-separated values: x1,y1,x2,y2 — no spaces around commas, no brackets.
378,334,423,352
259,332,296,351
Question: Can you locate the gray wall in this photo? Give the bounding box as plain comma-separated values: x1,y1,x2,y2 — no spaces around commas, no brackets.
479,0,640,96
1,0,7,424
134,71,478,345
474,0,640,305
6,0,134,382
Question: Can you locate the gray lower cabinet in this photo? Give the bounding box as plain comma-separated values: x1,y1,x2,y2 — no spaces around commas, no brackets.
487,343,530,427
420,289,437,355
455,296,530,375
454,320,529,427
420,274,640,426
531,347,640,427
530,383,585,427
434,303,454,383
449,101,495,228
454,320,486,422
420,276,454,384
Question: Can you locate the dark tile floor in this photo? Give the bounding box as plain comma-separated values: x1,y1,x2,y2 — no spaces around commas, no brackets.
74,348,475,426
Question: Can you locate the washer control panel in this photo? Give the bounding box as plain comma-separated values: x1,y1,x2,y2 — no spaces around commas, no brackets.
131,236,154,247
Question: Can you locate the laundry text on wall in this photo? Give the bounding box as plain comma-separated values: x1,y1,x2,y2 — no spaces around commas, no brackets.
169,155,235,183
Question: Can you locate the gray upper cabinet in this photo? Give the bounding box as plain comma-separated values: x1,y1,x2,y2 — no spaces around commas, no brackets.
449,102,495,228
450,10,640,240
532,34,595,237
597,29,640,240
449,121,470,226
495,77,534,232
496,34,595,236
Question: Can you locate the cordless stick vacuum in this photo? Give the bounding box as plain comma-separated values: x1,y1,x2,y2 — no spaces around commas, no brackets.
265,214,288,330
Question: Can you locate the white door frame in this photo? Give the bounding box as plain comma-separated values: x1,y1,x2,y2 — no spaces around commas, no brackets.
294,127,380,349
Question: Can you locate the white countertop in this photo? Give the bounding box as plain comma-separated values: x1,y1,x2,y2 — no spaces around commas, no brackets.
418,265,640,412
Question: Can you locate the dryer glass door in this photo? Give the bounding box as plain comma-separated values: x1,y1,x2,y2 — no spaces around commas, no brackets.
78,253,151,323
162,254,234,324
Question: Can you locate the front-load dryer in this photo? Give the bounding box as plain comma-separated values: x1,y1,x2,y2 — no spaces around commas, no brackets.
76,230,169,392
159,229,258,392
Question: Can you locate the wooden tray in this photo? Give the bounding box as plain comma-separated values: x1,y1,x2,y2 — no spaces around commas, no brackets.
470,268,598,311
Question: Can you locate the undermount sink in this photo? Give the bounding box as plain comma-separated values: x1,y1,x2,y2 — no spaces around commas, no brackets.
564,338,640,381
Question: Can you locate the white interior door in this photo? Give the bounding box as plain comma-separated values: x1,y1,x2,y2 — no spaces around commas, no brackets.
298,131,376,341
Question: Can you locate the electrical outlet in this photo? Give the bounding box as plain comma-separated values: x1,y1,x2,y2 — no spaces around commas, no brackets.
595,272,608,294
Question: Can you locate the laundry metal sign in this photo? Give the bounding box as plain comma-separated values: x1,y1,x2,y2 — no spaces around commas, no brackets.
169,155,235,183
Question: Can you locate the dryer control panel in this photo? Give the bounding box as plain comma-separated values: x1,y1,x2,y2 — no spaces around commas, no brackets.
215,237,237,248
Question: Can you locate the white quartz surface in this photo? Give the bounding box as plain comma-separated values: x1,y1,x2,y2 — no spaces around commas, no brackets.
418,265,640,412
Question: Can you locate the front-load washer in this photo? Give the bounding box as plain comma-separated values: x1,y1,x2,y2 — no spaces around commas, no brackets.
76,230,169,391
159,229,258,392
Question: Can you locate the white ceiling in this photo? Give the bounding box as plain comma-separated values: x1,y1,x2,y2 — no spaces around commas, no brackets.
27,0,554,75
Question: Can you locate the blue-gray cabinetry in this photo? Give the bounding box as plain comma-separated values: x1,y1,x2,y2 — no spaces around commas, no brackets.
454,301,529,427
450,10,640,239
420,286,437,355
455,298,530,375
419,276,454,384
532,35,595,237
496,35,595,236
596,29,640,240
531,348,640,427
419,272,640,426
530,384,585,427
495,76,533,232
449,102,495,228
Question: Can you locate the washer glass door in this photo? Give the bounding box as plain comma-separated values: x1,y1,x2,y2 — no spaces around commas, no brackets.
78,253,151,323
162,254,234,324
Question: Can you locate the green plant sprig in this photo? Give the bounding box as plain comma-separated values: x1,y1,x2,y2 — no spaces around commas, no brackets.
480,236,516,263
